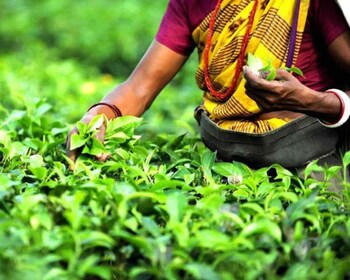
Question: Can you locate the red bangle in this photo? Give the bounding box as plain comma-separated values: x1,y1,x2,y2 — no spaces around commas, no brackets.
87,102,122,118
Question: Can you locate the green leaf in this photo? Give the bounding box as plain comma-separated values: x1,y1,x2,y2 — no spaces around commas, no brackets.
273,192,298,203
342,151,350,167
201,150,216,180
303,160,324,179
247,53,264,74
86,266,111,280
282,66,304,77
29,166,48,180
196,230,230,249
240,202,264,215
86,114,105,133
78,230,115,249
289,66,303,76
77,121,88,135
70,133,87,150
29,154,45,168
266,66,276,81
293,220,304,242
233,189,249,199
89,138,108,155
185,263,221,280
141,217,161,238
165,192,187,225
36,103,52,116
106,115,142,136
168,133,187,149
212,162,240,177
241,219,282,242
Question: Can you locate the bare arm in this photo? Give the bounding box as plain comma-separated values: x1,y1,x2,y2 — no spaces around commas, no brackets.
328,29,350,74
89,40,189,118
66,40,188,162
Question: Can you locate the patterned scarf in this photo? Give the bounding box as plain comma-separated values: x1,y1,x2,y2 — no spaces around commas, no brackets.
193,0,310,133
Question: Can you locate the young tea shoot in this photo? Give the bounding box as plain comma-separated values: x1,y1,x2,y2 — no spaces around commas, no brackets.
247,53,303,80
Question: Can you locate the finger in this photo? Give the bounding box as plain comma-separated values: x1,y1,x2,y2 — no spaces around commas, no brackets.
243,66,260,82
95,123,106,143
95,153,111,162
66,147,77,163
65,127,83,170
275,68,293,81
65,138,77,171
245,81,271,100
93,123,111,162
65,131,77,162
243,66,278,91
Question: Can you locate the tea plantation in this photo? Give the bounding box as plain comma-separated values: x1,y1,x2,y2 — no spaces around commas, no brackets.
1,1,350,279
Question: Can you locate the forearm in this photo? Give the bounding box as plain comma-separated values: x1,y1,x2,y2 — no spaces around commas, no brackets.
84,40,188,120
303,88,350,123
102,81,159,117
83,80,160,120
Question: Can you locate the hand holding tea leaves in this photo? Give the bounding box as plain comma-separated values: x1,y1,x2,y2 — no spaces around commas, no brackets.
66,114,142,168
242,53,317,113
66,114,108,165
69,115,109,156
246,53,303,81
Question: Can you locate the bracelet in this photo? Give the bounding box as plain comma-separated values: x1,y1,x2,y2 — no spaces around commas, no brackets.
319,89,350,128
87,102,122,118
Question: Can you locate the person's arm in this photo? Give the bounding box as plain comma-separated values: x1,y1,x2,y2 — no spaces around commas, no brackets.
66,40,188,163
91,40,188,118
243,30,350,123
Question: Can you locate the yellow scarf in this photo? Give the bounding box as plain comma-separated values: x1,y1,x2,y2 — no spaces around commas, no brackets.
193,0,310,133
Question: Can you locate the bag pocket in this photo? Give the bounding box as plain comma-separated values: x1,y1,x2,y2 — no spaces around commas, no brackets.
196,108,339,168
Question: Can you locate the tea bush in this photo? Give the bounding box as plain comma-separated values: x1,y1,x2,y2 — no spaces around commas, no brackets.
1,103,350,279
1,1,350,280
0,0,167,76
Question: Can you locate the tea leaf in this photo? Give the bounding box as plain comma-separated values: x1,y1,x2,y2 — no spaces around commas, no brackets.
165,192,187,224
185,263,220,280
247,53,264,75
86,115,105,133
201,150,216,181
196,230,230,249
342,151,350,167
70,134,87,150
241,219,282,242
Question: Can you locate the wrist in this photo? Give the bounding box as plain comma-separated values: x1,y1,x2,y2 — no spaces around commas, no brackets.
319,89,350,128
87,102,122,120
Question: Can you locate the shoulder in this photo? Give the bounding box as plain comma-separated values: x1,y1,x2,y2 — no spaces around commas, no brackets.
155,0,215,56
310,0,349,46
167,0,215,18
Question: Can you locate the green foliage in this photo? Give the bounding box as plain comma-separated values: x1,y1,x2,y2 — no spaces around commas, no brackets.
0,0,168,76
1,2,350,280
1,101,350,279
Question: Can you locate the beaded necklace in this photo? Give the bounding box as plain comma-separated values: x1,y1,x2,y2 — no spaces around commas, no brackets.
203,0,259,101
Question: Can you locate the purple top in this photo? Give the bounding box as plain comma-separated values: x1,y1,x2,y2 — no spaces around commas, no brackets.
155,0,349,91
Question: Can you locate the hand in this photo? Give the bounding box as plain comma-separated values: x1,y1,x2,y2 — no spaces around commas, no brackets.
243,66,311,113
65,110,111,167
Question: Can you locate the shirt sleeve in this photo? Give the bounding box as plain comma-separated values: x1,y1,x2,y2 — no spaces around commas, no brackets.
155,0,195,56
313,0,349,46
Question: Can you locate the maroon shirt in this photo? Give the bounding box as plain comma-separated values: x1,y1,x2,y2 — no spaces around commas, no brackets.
156,0,349,91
